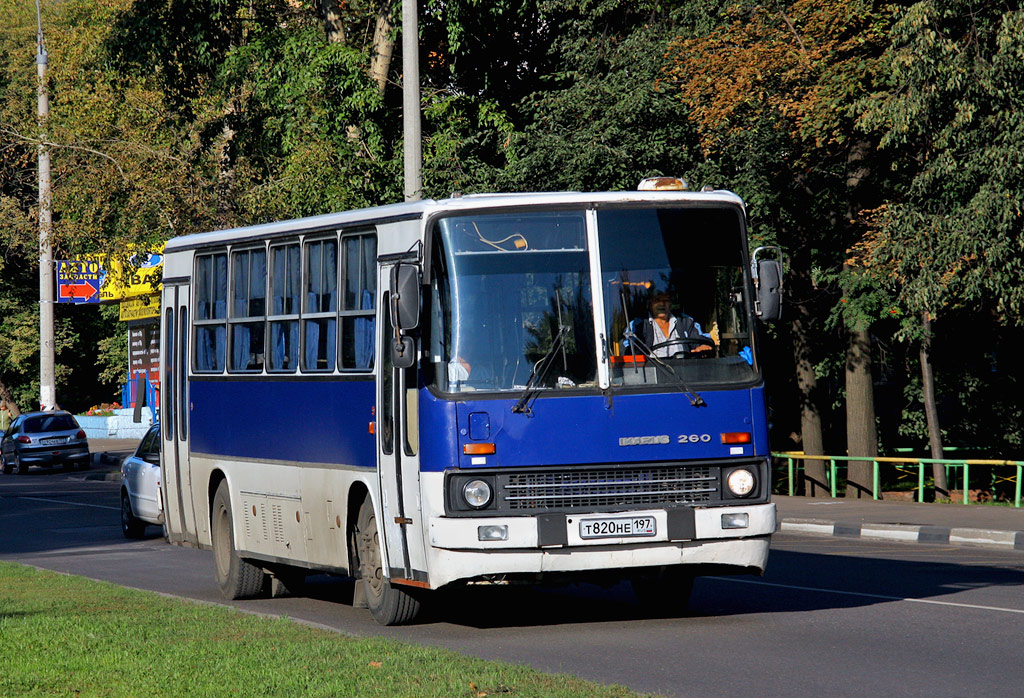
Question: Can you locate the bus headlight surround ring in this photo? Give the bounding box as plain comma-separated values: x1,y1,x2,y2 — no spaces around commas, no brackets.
726,468,756,497
463,479,493,509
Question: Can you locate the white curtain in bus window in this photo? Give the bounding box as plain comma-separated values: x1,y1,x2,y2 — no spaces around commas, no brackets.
230,247,267,372
194,253,227,372
303,238,338,371
340,233,376,370
269,243,300,372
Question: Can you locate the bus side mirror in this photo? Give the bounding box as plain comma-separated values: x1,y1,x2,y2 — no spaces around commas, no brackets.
752,247,783,322
389,264,420,369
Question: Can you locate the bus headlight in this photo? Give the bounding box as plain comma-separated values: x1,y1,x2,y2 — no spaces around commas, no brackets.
726,468,755,497
463,479,493,509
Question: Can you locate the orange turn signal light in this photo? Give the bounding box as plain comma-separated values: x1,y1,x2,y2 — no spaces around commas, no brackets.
721,432,751,445
463,443,496,455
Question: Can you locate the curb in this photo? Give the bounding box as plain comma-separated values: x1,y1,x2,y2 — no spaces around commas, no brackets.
780,518,1024,551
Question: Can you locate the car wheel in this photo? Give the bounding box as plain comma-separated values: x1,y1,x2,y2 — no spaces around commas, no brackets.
16,452,27,475
121,490,147,539
354,496,421,625
211,480,266,600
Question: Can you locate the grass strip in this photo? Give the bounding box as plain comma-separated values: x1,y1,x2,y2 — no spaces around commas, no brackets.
0,562,658,698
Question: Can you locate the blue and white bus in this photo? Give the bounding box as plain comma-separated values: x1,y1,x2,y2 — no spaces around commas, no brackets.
159,178,782,624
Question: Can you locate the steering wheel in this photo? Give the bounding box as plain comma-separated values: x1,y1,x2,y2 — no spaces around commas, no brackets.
650,335,717,358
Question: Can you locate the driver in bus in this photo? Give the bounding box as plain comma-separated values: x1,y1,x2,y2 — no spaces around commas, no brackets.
623,290,714,358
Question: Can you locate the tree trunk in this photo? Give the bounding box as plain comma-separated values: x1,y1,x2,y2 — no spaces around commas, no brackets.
792,296,827,497
369,0,395,96
0,379,21,418
920,310,949,497
844,327,877,498
319,0,346,44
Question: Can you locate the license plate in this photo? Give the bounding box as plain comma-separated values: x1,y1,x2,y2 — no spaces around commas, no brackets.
41,438,64,445
579,516,657,539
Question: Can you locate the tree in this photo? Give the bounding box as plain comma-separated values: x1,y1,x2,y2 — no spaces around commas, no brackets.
857,0,1024,495
664,0,894,496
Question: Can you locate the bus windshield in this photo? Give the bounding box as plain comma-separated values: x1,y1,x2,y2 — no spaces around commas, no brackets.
599,206,758,388
430,211,597,393
428,205,759,396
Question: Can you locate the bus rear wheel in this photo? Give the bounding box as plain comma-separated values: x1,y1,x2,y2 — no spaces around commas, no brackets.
212,480,266,600
355,497,421,625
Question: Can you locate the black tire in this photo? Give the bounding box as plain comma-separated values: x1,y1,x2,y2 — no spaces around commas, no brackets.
1,453,11,475
354,497,421,625
211,480,266,600
121,490,147,539
16,452,27,475
631,566,695,617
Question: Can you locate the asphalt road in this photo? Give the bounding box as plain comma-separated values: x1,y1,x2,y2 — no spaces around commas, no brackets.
2,468,1023,698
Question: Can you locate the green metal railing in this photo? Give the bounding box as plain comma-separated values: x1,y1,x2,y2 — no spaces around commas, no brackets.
773,452,1024,508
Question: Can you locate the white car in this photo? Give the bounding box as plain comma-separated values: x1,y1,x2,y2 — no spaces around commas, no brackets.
120,424,163,538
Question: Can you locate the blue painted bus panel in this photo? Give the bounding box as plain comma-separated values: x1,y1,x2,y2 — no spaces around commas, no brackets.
188,378,377,468
417,389,460,473
425,387,766,472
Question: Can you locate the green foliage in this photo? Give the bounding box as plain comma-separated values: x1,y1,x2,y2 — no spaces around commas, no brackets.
857,1,1024,326
500,1,702,192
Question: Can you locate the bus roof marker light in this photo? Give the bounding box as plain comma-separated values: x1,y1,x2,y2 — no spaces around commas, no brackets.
463,443,496,455
637,176,688,191
721,432,751,445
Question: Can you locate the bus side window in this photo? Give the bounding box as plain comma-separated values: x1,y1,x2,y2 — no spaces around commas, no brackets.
269,243,300,372
340,232,377,370
302,238,338,372
194,253,227,372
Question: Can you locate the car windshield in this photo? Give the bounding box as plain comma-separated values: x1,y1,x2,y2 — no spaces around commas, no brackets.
598,207,759,389
429,211,596,393
24,414,78,433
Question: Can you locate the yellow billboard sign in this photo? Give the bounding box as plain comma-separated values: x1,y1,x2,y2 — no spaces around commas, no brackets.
93,247,164,302
119,296,160,322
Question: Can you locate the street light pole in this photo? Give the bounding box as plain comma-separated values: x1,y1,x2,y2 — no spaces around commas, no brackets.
401,0,422,202
36,0,56,411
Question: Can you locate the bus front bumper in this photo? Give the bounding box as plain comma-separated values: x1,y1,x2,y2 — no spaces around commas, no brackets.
424,502,775,588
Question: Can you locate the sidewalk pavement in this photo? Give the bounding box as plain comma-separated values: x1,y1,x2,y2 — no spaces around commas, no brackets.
775,494,1024,552
80,438,1024,552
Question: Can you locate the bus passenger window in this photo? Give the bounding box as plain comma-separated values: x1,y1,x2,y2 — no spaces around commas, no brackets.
340,233,377,370
269,243,300,372
303,238,338,372
194,252,227,372
229,247,267,372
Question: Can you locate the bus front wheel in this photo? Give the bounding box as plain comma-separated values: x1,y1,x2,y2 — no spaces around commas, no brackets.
212,480,266,600
355,497,421,625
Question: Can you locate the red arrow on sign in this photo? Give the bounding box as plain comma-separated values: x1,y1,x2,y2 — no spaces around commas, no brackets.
59,281,100,301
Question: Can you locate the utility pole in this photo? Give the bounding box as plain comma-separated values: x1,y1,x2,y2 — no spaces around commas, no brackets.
36,0,56,411
401,0,422,201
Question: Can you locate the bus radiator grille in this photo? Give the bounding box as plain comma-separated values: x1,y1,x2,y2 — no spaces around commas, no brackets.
502,465,717,512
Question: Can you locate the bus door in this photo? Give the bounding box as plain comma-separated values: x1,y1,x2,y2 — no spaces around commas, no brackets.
162,284,199,545
376,262,428,586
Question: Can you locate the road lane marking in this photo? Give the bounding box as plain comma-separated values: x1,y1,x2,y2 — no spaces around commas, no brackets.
17,496,118,511
713,576,1024,615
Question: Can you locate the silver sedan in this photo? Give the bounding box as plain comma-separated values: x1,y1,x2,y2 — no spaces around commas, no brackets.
120,424,163,538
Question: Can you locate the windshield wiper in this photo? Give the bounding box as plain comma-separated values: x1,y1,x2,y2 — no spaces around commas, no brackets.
512,325,570,415
621,327,706,408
